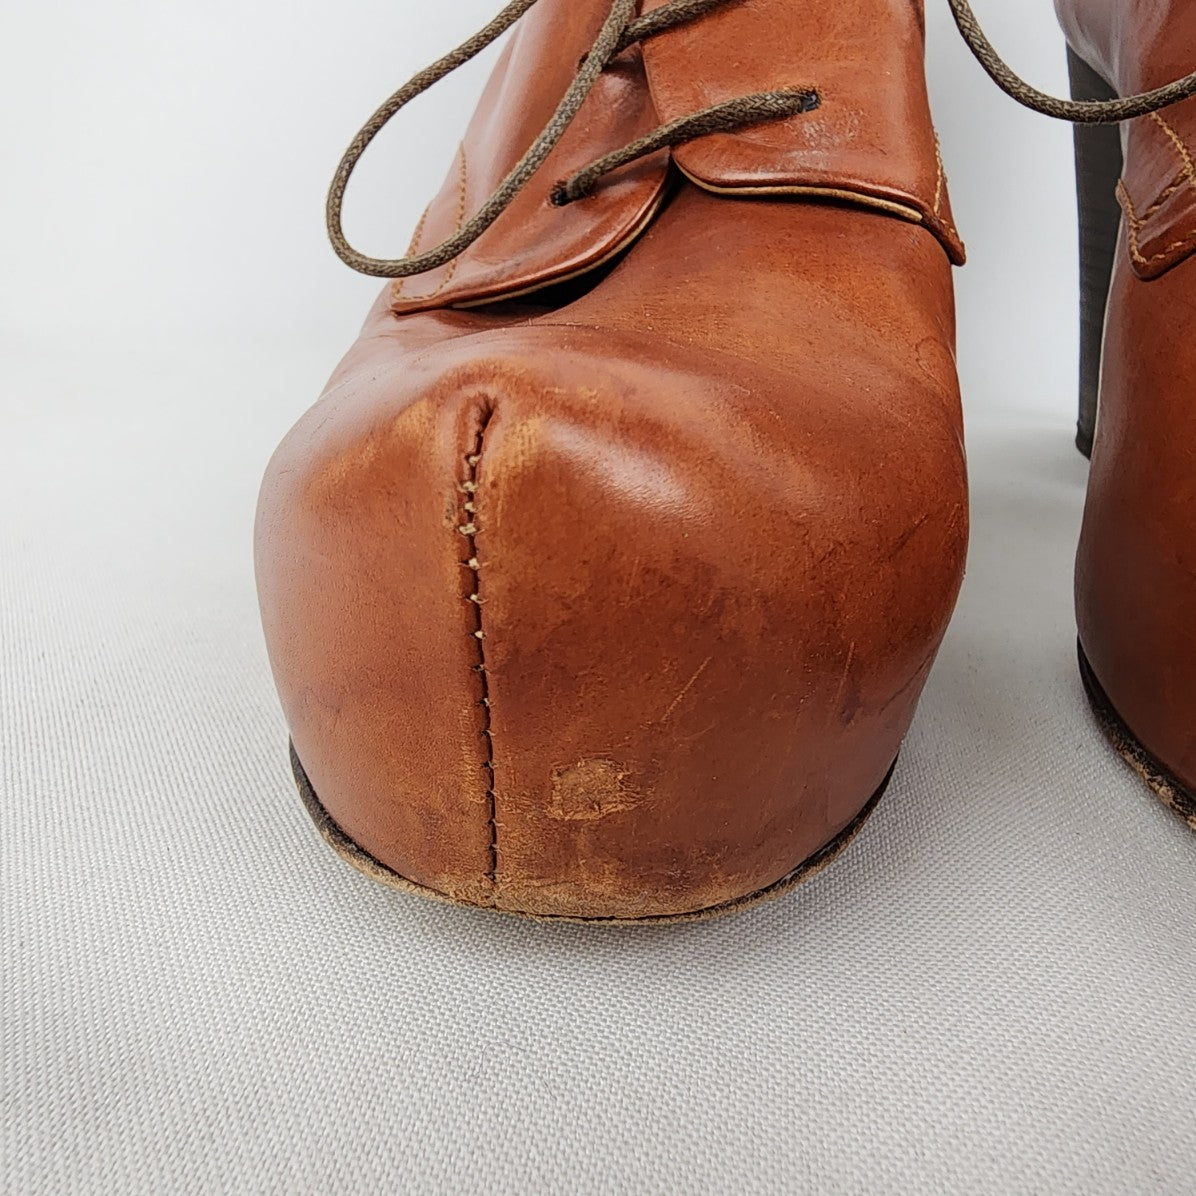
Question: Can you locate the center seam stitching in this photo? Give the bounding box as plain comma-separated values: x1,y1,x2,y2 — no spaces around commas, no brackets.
458,408,498,887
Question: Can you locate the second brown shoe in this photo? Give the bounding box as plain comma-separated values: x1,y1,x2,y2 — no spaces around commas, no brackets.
254,0,970,921
1058,0,1196,828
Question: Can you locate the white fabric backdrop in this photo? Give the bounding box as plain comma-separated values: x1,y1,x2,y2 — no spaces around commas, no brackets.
4,2,1195,1192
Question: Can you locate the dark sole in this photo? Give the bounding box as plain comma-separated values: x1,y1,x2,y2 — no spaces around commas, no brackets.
1077,641,1196,830
290,741,895,925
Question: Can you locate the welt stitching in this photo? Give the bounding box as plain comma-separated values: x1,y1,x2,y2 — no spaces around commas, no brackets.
1137,169,1187,224
395,146,469,305
392,205,431,302
1118,180,1196,266
458,409,497,885
1149,111,1196,190
932,136,945,216
1113,109,1196,267
433,147,470,296
929,134,961,244
1118,112,1196,232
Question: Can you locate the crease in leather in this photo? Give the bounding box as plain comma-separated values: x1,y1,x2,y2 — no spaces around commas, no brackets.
390,0,964,318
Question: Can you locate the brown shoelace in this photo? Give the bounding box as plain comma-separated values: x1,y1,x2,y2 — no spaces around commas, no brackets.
947,0,1196,122
327,0,1196,279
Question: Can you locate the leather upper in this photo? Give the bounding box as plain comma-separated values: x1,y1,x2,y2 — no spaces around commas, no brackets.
390,4,671,312
392,0,964,316
1059,0,1196,793
256,0,969,918
638,0,962,255
1059,0,1196,279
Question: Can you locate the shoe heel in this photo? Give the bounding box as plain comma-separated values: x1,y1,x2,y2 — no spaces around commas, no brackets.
1067,47,1123,459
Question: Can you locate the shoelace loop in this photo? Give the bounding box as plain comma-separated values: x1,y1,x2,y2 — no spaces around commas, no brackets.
328,0,1196,280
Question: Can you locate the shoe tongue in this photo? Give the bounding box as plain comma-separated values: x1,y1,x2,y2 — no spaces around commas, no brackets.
638,0,963,264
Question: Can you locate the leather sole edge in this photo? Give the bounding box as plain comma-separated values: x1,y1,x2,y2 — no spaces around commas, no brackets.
1077,640,1196,830
289,741,895,925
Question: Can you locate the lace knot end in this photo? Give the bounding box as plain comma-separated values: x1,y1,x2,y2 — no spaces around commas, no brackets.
551,177,593,206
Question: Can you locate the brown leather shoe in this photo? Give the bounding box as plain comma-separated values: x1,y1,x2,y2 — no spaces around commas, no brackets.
1056,0,1196,827
255,0,970,921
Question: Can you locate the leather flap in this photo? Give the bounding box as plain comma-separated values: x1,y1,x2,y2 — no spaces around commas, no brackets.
637,0,965,264
389,1,669,314
392,0,965,316
1058,3,1196,280
1118,105,1196,280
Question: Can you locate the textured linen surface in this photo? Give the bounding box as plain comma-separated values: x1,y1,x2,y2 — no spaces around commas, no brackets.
2,337,1194,1195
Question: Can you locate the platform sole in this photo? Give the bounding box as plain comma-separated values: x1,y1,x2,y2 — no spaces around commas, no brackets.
289,741,895,924
1078,641,1196,830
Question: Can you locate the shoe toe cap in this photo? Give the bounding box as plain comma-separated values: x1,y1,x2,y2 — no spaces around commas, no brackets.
256,324,967,918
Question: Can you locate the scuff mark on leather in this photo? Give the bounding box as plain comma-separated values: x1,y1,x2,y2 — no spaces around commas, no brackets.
550,759,642,820
660,654,712,721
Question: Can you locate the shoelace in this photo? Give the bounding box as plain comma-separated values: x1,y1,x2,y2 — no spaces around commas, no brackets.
947,0,1196,122
327,0,1196,279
